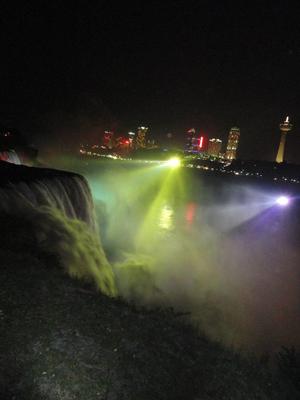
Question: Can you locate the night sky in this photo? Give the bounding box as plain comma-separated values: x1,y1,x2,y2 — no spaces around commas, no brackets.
1,2,300,161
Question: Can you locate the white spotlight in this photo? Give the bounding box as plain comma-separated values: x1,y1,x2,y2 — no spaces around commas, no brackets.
276,196,290,206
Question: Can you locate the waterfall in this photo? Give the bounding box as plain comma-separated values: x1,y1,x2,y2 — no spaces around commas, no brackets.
0,161,116,296
0,175,96,230
0,150,21,165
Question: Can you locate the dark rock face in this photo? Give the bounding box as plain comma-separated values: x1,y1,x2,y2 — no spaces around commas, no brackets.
0,160,77,185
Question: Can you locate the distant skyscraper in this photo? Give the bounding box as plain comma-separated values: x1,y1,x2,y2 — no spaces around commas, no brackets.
186,128,196,151
136,126,148,149
275,116,293,163
208,138,222,157
186,129,207,152
225,127,240,160
102,131,114,149
128,131,135,148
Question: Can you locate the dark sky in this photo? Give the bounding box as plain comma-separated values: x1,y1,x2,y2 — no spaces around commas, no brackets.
1,1,300,161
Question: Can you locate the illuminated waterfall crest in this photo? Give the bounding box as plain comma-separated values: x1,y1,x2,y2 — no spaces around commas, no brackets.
0,171,116,296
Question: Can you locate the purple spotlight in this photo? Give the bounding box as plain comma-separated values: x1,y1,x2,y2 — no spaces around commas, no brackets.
276,196,290,206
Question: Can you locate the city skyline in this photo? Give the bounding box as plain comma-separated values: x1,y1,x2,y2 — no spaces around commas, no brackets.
0,3,299,162
90,118,296,164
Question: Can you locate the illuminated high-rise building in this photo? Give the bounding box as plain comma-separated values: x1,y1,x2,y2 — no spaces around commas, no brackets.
102,131,114,149
225,127,240,160
186,128,206,152
136,126,148,149
128,131,135,148
207,138,222,157
186,128,196,150
275,116,293,163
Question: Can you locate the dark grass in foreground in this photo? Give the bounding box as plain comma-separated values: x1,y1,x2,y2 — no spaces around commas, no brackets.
0,249,299,400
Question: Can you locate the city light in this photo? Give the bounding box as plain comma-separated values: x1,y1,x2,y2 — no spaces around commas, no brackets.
198,136,204,149
276,195,290,206
166,157,181,168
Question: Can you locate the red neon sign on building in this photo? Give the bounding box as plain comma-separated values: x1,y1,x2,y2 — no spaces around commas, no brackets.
198,136,204,149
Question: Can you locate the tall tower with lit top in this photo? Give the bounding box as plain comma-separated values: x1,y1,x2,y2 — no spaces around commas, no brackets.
275,116,293,163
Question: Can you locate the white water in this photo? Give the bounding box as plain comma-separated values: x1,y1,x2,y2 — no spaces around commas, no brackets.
0,168,116,296
0,175,95,229
0,150,21,165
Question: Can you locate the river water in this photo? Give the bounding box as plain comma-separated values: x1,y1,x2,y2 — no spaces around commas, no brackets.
52,157,300,353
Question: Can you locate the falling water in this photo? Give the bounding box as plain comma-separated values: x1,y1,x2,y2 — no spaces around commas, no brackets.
0,162,116,296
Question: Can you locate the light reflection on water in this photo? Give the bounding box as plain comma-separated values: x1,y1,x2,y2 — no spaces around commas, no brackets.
157,202,198,236
158,204,174,231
